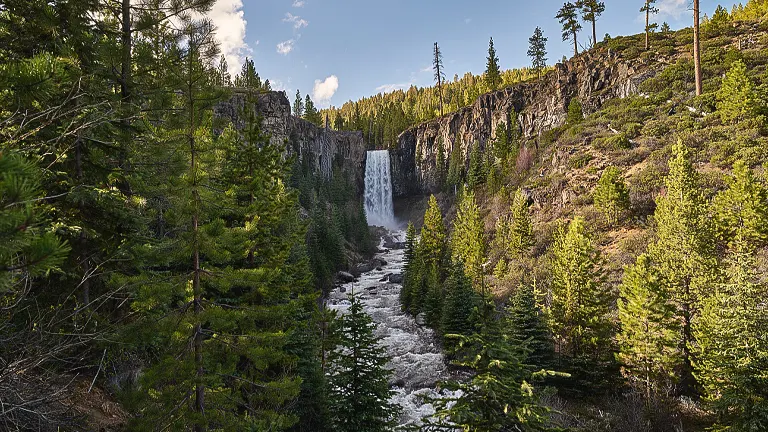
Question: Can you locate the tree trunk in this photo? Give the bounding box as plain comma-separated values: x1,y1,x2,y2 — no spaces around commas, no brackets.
121,0,131,100
693,0,703,96
573,32,579,56
645,5,650,50
592,19,597,47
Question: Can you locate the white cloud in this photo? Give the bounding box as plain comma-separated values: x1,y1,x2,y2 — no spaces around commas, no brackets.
207,0,250,77
313,75,339,105
270,78,290,92
283,12,308,29
464,18,472,24
292,0,305,7
277,39,296,55
375,83,411,93
420,66,432,73
657,0,688,20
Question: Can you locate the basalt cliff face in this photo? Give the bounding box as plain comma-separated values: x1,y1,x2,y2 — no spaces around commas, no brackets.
215,90,367,191
392,49,657,197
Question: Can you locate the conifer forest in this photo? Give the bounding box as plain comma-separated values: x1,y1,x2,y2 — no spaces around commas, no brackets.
2,0,768,431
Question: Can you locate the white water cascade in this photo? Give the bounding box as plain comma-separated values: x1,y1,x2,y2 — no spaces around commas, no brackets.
328,232,460,427
364,150,396,228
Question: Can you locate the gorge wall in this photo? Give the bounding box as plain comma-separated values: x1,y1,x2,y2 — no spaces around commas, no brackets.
392,48,658,197
214,90,367,191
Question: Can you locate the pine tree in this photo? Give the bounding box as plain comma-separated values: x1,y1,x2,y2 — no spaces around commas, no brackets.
557,2,582,57
327,296,399,432
713,160,768,250
693,0,703,96
433,42,446,116
509,189,535,255
549,216,615,393
468,143,485,189
451,191,486,285
216,55,232,86
567,98,584,124
485,37,502,91
717,60,762,124
425,329,550,431
528,27,549,79
447,144,465,191
294,90,305,117
234,57,264,89
436,138,447,189
647,140,717,394
304,95,322,126
577,0,606,47
693,243,768,431
420,195,448,270
593,166,630,226
617,254,680,399
640,0,659,50
661,22,671,33
0,152,69,295
505,283,554,370
442,263,481,349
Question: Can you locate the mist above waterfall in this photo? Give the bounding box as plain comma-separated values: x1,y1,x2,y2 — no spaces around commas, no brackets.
364,150,396,228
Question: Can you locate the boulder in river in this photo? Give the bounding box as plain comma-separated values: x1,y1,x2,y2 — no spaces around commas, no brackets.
336,271,355,283
388,273,404,284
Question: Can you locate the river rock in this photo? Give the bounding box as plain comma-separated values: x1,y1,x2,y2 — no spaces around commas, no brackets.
336,271,355,283
388,273,404,284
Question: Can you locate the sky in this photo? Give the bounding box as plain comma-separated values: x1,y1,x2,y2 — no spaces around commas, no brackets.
208,0,740,108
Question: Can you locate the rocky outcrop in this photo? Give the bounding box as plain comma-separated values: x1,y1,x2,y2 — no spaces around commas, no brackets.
214,90,367,190
392,49,657,196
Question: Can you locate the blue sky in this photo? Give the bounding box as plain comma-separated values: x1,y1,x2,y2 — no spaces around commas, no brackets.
209,0,738,108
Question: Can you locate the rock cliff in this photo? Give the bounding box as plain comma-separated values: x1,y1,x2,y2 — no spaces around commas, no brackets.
214,90,367,191
392,48,657,197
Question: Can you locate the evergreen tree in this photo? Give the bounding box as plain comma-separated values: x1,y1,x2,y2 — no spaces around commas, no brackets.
294,89,305,117
442,263,481,349
617,254,680,398
234,57,264,89
425,330,550,431
327,297,399,432
304,95,323,126
0,152,69,295
693,0,703,96
468,143,485,189
433,42,446,116
509,189,535,255
717,60,762,124
216,55,232,86
420,195,448,270
451,191,486,285
593,166,630,226
713,160,768,250
447,144,465,191
567,98,584,124
577,0,606,47
640,0,659,50
557,2,582,57
647,140,717,394
528,27,549,79
436,138,447,189
549,217,615,393
661,22,671,33
485,37,502,91
505,283,554,370
693,243,768,431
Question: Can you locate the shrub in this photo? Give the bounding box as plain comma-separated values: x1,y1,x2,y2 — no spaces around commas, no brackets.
567,99,584,125
623,122,643,138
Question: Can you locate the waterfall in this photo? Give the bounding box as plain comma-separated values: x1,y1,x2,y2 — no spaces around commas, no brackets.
364,150,396,228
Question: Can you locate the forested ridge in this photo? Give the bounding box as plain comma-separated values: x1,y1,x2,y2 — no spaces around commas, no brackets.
3,0,768,431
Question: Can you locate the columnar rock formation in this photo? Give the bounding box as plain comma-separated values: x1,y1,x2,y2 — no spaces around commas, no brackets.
392,49,657,197
214,90,367,191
